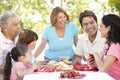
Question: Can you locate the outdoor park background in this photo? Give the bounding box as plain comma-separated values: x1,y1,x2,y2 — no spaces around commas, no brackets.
0,0,120,79
0,0,120,61
0,0,120,34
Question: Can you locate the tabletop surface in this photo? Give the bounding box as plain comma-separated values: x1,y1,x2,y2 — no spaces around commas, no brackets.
23,71,115,80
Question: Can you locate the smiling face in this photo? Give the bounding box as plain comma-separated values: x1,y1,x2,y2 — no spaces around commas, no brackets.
99,21,110,38
55,12,67,28
82,16,98,36
4,17,21,40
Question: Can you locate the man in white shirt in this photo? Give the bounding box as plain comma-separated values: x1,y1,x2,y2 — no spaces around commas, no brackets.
0,11,20,73
72,10,106,65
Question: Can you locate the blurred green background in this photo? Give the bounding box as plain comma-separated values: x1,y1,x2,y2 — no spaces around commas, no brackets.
0,0,120,34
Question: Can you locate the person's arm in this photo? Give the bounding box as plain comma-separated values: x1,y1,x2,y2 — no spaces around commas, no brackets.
34,38,47,58
17,63,38,77
91,52,116,72
72,35,84,64
74,35,78,47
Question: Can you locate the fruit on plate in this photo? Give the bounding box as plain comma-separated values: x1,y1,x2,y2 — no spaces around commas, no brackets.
40,66,56,72
73,64,98,71
34,69,39,72
59,70,86,79
34,66,56,72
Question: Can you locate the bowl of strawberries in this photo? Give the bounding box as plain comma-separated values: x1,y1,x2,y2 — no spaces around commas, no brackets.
59,70,86,79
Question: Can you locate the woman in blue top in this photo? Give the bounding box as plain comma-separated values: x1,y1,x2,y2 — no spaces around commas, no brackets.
35,6,79,61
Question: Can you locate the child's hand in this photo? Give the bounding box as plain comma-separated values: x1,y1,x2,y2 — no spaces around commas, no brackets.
31,63,38,72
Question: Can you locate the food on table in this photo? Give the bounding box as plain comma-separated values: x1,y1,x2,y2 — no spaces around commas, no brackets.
59,70,86,79
73,64,98,71
34,60,56,72
38,60,50,65
55,61,73,71
47,60,73,71
60,57,69,61
34,66,56,72
47,60,57,68
37,60,50,69
39,66,56,72
62,59,72,65
60,57,72,65
34,69,39,72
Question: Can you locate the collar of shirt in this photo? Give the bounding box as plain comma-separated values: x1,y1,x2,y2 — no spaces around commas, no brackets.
84,31,101,44
0,31,17,44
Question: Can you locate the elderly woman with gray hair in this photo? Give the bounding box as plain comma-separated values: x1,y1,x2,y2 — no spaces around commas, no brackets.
0,11,21,73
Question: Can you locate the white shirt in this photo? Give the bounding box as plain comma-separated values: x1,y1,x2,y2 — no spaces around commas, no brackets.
75,31,106,59
0,32,17,66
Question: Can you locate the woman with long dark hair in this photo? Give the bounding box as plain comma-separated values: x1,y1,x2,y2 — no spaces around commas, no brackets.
90,14,120,80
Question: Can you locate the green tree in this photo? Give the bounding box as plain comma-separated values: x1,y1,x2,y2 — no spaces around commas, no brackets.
108,0,120,15
0,0,93,34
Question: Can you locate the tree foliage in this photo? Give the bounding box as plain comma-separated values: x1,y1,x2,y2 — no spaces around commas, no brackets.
1,0,108,34
108,0,120,15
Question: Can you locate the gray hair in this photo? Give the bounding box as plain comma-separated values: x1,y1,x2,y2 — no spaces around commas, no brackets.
0,11,18,31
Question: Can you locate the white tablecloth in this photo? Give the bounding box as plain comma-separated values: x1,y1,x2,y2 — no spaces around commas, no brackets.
23,71,115,80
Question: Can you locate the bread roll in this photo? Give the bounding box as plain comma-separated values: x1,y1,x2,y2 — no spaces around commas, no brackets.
47,60,57,68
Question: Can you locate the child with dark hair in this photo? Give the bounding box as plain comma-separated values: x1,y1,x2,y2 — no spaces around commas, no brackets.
3,45,38,80
17,29,38,63
17,29,38,50
90,14,120,80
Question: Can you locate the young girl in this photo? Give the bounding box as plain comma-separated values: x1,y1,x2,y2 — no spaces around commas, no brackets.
17,29,38,50
90,14,120,80
17,29,38,63
3,45,38,80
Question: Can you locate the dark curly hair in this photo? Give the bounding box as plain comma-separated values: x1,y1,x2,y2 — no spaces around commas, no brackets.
102,14,120,44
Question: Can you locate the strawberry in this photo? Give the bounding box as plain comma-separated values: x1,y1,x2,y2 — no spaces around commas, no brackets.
59,70,86,79
60,73,64,78
63,71,68,78
80,74,86,77
74,75,84,79
70,71,76,77
84,67,89,71
34,69,38,72
67,73,73,78
75,72,80,76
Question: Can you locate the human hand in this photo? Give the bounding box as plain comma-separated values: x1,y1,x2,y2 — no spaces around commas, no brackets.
87,53,96,67
31,62,38,72
90,52,99,57
72,54,82,65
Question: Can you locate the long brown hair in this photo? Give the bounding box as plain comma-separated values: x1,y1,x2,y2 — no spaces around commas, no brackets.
17,29,38,45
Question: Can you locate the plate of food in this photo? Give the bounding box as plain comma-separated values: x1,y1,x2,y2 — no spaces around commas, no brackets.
73,64,98,71
59,70,86,79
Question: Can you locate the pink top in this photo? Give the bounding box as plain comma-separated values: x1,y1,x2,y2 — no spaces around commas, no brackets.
10,62,28,80
0,32,17,66
103,43,120,80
